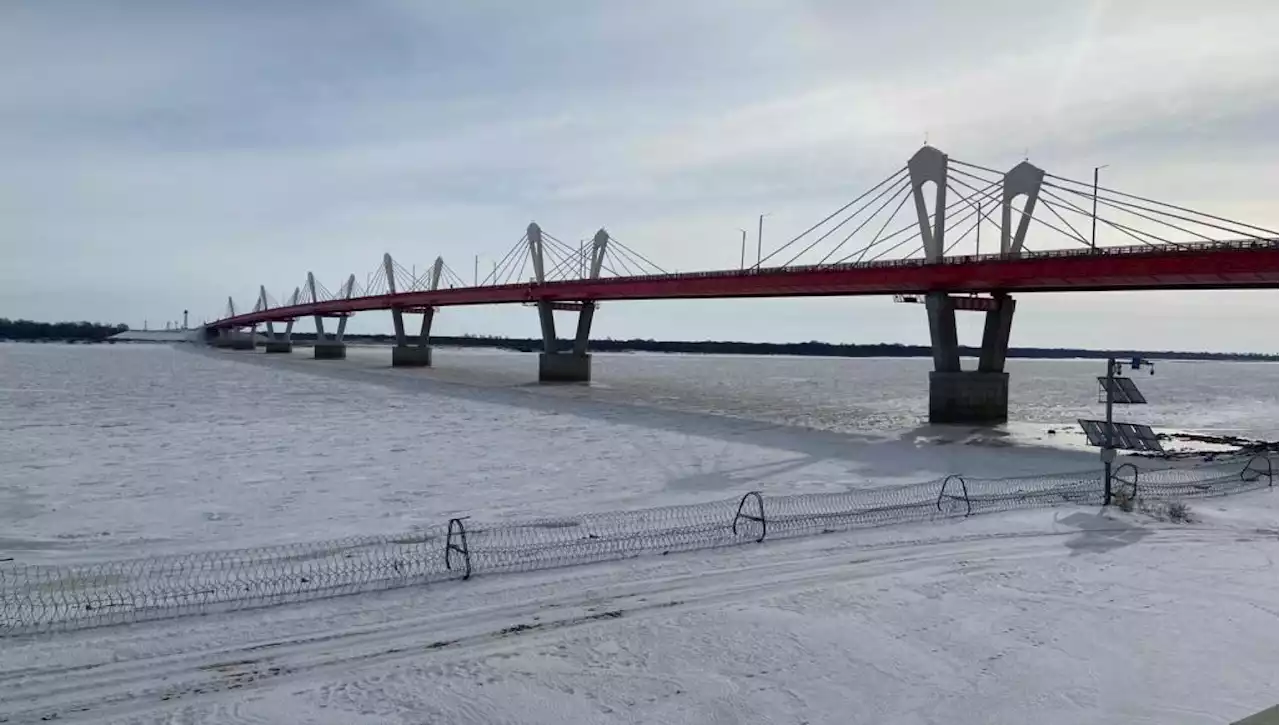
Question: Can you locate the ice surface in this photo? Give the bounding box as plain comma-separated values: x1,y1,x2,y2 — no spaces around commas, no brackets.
1,343,1275,724
2,343,1120,561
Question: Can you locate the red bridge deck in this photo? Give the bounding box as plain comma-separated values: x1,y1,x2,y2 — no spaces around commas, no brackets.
213,240,1277,329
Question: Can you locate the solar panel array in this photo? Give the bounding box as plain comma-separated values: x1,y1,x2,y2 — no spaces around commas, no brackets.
1096,376,1148,404
1077,419,1164,452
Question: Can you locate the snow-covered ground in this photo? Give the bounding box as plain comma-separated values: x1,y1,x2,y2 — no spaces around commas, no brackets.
1,490,1275,724
1,343,1275,723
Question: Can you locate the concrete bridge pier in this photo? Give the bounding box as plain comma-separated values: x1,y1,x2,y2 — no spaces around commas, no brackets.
211,327,255,350
909,145,1040,425
528,224,607,383
261,286,296,353
309,272,353,360
927,294,1016,423
536,300,595,382
386,255,440,367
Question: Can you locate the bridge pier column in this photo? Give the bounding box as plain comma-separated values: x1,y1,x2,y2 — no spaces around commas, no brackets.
910,147,1039,425
391,308,434,366
926,295,1016,423
213,327,255,350
388,255,440,367
534,300,594,382
530,226,606,383
262,286,296,353
310,273,353,360
311,314,348,359
230,327,256,351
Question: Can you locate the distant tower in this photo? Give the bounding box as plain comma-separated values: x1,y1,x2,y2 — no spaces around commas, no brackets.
183,310,189,330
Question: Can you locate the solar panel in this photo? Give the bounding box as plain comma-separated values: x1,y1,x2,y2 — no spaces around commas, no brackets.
1096,376,1148,404
1077,419,1164,452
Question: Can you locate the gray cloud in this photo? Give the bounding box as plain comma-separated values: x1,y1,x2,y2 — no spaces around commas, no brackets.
0,0,1275,351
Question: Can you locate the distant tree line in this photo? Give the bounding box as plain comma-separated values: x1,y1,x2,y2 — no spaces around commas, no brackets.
286,332,1277,362
0,318,129,342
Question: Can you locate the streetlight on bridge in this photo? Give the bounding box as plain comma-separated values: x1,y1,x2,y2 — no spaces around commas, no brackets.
756,213,771,269
1091,164,1109,249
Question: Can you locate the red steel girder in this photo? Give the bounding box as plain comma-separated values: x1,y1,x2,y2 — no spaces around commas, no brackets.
211,240,1277,329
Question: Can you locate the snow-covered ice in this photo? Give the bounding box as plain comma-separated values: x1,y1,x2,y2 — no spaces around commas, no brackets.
0,491,1274,724
1,343,1107,561
0,342,1275,723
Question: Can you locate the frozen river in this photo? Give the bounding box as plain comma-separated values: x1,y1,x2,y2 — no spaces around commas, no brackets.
1,342,1276,725
0,342,1274,561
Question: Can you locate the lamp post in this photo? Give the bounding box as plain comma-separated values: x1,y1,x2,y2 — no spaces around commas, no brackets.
738,229,747,270
967,198,982,256
756,213,771,269
1091,164,1109,249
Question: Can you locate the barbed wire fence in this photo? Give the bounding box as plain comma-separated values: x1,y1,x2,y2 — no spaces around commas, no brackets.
1,453,1273,637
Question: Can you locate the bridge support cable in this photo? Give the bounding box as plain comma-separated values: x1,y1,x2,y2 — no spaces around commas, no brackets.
1039,180,1273,250
799,176,913,267
763,173,911,268
948,169,1091,252
1041,172,1278,239
836,171,1004,265
1036,188,1177,249
753,165,908,269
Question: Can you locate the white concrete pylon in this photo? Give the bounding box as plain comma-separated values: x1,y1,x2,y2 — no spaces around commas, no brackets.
307,272,325,339
527,222,546,284
589,229,609,280
258,286,275,337
1000,161,1045,257
908,146,949,263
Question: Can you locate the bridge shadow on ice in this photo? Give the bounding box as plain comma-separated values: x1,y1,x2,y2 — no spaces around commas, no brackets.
184,345,1095,484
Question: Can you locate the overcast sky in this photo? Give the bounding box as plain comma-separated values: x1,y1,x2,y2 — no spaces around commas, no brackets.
1,0,1276,352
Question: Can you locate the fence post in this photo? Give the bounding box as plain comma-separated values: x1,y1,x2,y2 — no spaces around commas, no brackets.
445,517,472,580
1112,463,1139,505
936,475,971,517
1241,454,1274,487
732,491,767,543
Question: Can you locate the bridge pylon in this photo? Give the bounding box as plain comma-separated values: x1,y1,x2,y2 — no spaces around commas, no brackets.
529,224,607,382
210,296,256,350
310,272,354,360
261,286,299,353
387,254,442,367
910,146,1042,424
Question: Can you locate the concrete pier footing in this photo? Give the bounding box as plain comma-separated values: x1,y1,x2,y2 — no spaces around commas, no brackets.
538,353,591,382
391,346,432,367
928,371,1009,424
313,343,347,360
263,341,292,353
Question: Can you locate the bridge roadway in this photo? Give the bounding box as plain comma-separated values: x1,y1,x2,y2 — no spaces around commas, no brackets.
214,239,1278,330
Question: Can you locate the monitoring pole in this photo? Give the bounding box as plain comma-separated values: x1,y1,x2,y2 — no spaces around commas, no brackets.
1090,165,1108,249
474,255,479,286
1102,357,1116,505
738,229,747,269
